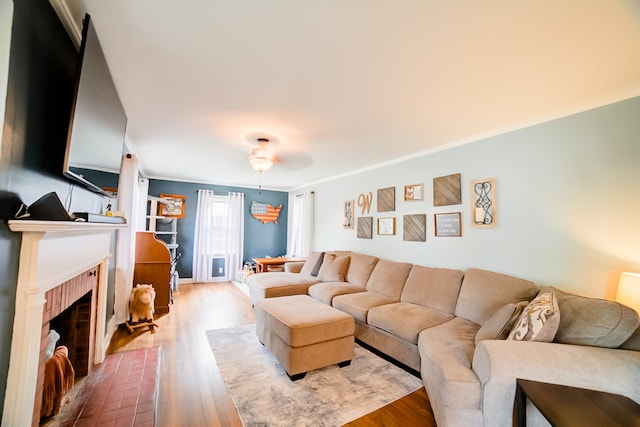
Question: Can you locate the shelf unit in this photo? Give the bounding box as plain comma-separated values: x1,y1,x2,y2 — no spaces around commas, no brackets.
146,196,180,291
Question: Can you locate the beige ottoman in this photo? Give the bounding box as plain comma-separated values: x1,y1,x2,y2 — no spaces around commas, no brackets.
255,295,355,380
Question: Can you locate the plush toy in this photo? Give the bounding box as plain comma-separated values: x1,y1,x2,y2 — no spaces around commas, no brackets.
129,284,156,324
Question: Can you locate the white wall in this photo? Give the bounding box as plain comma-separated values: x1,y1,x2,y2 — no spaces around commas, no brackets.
297,97,640,300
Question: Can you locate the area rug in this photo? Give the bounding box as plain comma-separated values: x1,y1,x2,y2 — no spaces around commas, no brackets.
206,324,423,427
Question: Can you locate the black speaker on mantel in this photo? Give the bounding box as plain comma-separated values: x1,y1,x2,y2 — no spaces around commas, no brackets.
27,192,73,221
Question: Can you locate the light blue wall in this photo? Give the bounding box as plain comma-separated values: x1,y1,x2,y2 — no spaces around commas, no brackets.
298,97,640,299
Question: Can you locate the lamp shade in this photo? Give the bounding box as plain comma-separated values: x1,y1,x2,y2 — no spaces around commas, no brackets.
248,138,275,173
249,154,273,173
616,272,640,313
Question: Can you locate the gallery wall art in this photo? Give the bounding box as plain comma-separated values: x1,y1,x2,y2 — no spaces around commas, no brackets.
357,216,373,239
403,214,426,242
404,183,423,201
358,192,373,215
377,217,396,235
471,177,497,228
377,187,395,212
433,173,461,206
434,212,462,237
343,200,354,228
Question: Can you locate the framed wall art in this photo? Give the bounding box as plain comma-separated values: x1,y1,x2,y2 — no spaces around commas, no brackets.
343,199,354,228
403,214,426,242
159,194,186,218
357,216,373,239
434,212,461,237
377,217,396,235
404,183,423,201
471,178,497,228
377,187,395,212
433,173,461,206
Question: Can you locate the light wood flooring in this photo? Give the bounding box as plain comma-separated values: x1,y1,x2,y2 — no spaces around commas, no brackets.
107,281,437,426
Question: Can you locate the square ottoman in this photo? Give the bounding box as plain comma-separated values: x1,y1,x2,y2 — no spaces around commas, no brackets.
255,294,355,380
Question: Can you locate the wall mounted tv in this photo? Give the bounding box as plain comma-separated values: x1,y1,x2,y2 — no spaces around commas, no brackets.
63,13,127,197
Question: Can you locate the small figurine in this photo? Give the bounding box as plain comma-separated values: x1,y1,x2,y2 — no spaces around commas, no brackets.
126,284,158,333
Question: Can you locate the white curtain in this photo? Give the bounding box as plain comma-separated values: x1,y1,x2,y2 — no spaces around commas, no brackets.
287,191,314,258
192,189,217,282
225,192,244,281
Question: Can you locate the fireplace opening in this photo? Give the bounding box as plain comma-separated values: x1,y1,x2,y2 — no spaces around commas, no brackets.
39,290,94,424
48,291,92,378
35,267,99,425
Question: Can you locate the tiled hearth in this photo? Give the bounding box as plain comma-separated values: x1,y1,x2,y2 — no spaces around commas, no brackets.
58,347,159,427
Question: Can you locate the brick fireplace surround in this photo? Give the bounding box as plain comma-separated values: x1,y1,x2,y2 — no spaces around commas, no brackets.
3,220,125,427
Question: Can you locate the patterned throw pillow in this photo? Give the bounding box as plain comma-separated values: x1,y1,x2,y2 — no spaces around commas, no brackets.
507,292,560,342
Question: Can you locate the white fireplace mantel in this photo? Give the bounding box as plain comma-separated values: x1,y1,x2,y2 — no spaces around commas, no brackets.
2,220,126,427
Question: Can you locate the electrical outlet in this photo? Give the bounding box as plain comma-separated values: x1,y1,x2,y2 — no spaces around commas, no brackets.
218,267,223,274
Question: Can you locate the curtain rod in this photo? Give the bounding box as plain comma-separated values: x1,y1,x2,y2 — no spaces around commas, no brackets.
295,191,315,198
197,188,228,196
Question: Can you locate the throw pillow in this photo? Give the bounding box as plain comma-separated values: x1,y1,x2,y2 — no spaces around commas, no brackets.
475,301,529,345
300,252,323,276
507,292,560,342
317,254,350,282
310,252,325,277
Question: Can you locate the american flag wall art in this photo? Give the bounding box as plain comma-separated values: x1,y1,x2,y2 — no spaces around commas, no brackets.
250,201,282,224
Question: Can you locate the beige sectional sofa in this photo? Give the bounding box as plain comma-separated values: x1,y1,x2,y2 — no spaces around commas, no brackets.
246,250,640,426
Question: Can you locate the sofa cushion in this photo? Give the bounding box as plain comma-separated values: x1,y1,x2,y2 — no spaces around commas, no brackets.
454,268,538,326
365,259,413,299
317,254,350,282
332,291,397,323
418,317,482,410
541,286,640,348
344,253,379,287
475,301,528,345
299,251,324,276
507,292,560,342
248,272,321,304
284,261,304,273
308,282,365,305
401,265,464,314
368,303,453,344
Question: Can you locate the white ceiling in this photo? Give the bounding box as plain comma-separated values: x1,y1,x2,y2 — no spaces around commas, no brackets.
58,0,640,191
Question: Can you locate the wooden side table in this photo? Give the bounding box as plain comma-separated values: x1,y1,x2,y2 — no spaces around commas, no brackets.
252,257,304,273
514,378,640,427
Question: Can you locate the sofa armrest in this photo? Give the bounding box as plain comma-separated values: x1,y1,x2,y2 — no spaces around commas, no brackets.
284,262,304,273
473,340,640,426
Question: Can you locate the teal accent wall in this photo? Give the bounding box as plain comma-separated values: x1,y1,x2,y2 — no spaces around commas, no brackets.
147,178,288,279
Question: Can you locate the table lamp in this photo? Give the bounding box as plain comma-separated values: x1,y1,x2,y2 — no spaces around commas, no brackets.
616,272,640,314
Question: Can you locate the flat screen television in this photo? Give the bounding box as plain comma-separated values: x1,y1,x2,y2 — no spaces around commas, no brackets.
63,13,127,197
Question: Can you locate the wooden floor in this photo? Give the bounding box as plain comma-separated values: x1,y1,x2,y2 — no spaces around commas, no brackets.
107,282,437,426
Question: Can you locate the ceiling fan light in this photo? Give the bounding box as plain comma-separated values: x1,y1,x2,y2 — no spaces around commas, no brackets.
249,153,274,173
